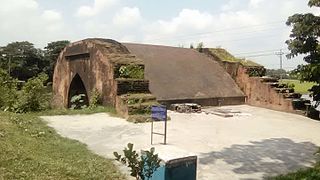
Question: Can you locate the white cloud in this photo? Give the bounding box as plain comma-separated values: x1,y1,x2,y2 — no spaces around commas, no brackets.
76,0,117,17
144,8,213,41
249,0,265,8
140,0,315,69
42,10,62,21
113,7,142,27
221,0,242,11
0,0,38,12
0,0,67,48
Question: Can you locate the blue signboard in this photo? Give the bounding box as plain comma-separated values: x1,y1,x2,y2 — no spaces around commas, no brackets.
151,105,167,121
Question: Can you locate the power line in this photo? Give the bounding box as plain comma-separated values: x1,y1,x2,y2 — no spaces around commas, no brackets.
233,49,284,56
146,20,286,42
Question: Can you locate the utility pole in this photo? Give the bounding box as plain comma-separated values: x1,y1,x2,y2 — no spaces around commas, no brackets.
275,49,284,81
8,55,11,75
1,54,10,75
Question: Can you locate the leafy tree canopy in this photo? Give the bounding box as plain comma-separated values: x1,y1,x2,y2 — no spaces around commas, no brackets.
0,41,44,81
0,40,69,82
44,40,70,81
286,0,320,100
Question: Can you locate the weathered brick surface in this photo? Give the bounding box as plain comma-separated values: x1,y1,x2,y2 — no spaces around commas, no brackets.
116,79,150,95
235,66,295,112
203,49,296,113
52,38,142,108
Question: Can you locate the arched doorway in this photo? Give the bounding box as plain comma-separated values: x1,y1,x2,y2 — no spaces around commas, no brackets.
68,74,89,108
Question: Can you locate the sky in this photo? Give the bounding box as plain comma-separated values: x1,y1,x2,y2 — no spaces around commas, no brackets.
0,0,318,70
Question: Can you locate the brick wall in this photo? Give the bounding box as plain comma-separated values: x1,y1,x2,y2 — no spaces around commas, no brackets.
235,66,295,112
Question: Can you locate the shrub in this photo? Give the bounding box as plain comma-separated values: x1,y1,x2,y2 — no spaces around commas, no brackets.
114,143,161,180
0,69,18,111
70,94,87,110
14,73,50,113
118,64,144,79
89,89,100,109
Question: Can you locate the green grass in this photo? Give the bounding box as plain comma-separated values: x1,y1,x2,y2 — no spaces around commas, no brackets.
268,164,320,180
208,48,262,67
280,79,316,94
36,105,118,116
0,110,124,180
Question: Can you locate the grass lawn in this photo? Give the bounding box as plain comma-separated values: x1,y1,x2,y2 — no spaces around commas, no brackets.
280,79,316,94
268,164,320,180
0,108,124,180
36,106,118,116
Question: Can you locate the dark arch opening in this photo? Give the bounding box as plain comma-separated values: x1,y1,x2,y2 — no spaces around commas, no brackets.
68,74,89,108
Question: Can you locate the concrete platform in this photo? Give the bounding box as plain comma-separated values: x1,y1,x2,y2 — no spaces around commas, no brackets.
43,105,320,180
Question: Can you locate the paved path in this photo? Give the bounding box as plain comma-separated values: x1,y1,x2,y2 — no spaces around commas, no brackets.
43,105,320,180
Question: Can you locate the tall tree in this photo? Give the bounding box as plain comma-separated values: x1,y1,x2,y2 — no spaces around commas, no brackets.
0,41,45,81
44,40,70,82
286,0,320,101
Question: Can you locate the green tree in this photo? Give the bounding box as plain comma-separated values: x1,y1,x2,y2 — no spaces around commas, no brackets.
14,73,50,112
196,42,204,52
286,0,320,101
0,41,45,81
0,69,18,111
44,40,70,82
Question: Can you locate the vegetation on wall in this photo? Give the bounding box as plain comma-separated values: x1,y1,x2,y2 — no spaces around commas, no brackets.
246,67,266,77
115,64,144,79
89,88,101,109
209,48,262,67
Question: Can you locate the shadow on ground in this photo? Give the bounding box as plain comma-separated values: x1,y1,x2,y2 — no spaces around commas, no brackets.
199,138,319,177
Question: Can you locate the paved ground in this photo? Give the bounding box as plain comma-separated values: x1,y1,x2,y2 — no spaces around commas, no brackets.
43,105,320,180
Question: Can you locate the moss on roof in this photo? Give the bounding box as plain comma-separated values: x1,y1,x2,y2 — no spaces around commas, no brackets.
208,48,262,67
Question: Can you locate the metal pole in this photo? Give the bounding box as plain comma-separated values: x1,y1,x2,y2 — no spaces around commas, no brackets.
275,49,284,81
8,55,11,75
164,113,167,145
279,49,283,81
151,120,153,145
275,49,285,105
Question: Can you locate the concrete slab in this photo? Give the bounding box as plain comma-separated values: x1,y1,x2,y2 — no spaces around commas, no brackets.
42,105,320,180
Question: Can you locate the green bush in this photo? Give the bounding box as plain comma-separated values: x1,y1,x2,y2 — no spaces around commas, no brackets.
89,89,101,109
118,64,144,79
70,94,87,110
0,69,18,111
14,73,50,113
114,143,161,180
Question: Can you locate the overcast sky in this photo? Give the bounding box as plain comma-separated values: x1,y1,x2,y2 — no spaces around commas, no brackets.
0,0,318,70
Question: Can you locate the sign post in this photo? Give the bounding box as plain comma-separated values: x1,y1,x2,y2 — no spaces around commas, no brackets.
151,105,167,145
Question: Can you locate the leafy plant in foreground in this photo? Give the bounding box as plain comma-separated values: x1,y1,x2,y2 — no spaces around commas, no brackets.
114,143,161,180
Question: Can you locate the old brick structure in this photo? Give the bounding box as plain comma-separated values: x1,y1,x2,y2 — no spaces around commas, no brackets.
203,48,301,113
52,38,147,108
53,38,246,112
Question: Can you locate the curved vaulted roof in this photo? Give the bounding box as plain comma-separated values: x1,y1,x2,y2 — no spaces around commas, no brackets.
123,43,245,101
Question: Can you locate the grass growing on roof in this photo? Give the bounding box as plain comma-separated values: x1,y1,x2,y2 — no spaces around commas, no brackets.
0,111,124,179
209,48,262,67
